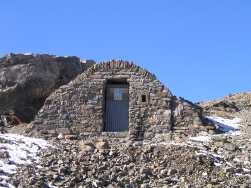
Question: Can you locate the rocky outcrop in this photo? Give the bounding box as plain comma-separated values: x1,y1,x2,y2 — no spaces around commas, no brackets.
197,91,251,116
197,91,251,133
0,53,95,124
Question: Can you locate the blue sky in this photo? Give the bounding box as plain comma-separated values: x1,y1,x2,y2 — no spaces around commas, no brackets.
0,0,250,102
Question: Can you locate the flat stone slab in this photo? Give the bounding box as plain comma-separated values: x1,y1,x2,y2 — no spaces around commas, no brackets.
56,128,71,135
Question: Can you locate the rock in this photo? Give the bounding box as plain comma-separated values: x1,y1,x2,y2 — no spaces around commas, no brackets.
58,166,67,174
0,126,7,134
64,135,78,140
0,151,9,158
0,53,95,123
183,130,195,136
167,168,178,175
86,178,92,183
79,140,95,152
224,143,236,151
95,140,109,149
140,168,152,175
143,144,152,152
56,128,71,135
140,184,150,188
224,166,234,173
57,159,64,165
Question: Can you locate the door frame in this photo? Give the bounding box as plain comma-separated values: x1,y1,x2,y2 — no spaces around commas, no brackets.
104,79,129,132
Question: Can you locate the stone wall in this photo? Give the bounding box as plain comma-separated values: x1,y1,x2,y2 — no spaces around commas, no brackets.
33,60,215,139
172,97,215,135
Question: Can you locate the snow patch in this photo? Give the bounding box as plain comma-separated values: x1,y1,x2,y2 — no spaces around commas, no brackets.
233,158,241,163
57,133,64,139
243,168,250,172
244,161,250,165
170,141,188,146
189,136,212,142
226,162,234,167
206,116,243,132
214,162,221,166
48,182,58,188
0,133,52,187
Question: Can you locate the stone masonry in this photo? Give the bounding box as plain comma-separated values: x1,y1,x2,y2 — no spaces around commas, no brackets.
33,60,215,139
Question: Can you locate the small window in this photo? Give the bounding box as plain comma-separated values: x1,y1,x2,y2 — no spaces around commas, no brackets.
141,95,146,102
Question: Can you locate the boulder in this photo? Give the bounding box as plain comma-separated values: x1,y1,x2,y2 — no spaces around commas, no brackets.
0,53,95,123
95,139,110,149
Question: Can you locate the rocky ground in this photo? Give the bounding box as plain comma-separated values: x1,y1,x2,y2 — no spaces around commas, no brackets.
3,124,251,187
197,91,251,132
1,91,251,188
3,130,251,188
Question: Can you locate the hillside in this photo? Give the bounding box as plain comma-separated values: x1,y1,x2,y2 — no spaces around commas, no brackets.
0,91,250,187
0,53,250,187
197,91,251,133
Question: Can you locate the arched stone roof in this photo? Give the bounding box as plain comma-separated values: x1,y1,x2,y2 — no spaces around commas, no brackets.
33,60,215,139
88,60,156,78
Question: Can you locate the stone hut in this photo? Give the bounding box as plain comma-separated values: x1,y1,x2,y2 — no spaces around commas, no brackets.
33,60,215,139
